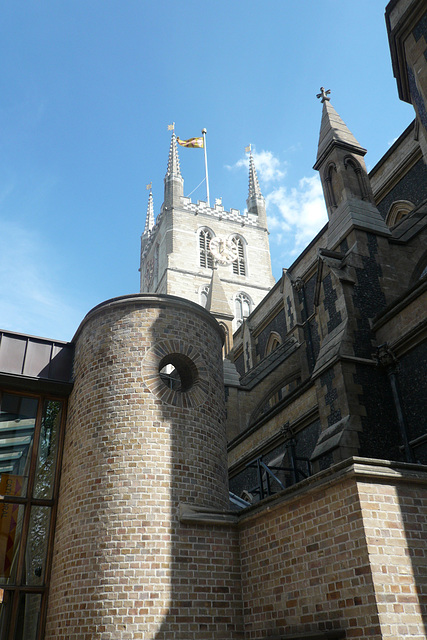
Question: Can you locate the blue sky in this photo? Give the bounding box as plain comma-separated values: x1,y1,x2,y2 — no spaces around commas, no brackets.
0,1,414,341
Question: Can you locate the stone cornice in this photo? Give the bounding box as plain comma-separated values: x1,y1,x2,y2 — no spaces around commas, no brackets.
179,457,427,527
236,456,427,525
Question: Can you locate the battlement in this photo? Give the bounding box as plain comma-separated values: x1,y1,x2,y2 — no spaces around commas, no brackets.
141,196,259,262
181,196,259,226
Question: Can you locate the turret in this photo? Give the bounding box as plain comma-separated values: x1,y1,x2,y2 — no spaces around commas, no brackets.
246,150,268,228
313,88,390,249
141,189,154,239
163,132,184,210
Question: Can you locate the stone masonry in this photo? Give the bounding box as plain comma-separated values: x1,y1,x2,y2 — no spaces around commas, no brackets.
45,295,242,640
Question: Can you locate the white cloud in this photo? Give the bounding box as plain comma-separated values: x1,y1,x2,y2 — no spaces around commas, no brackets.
226,148,286,183
0,221,81,340
226,147,327,262
266,174,327,256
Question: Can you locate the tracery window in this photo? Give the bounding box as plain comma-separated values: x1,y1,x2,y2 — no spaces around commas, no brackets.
232,236,246,276
235,292,252,327
199,229,214,269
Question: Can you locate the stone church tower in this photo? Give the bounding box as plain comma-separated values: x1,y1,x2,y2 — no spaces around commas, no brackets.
139,133,275,339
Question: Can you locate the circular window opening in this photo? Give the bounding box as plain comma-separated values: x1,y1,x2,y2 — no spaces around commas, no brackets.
158,353,199,392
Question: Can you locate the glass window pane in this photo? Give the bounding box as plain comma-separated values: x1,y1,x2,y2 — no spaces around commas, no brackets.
25,506,51,586
33,400,62,500
0,394,38,498
0,502,25,584
14,592,42,640
0,589,13,639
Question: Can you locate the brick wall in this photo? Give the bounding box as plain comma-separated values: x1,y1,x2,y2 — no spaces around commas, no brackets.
358,479,427,639
237,459,427,640
45,294,243,640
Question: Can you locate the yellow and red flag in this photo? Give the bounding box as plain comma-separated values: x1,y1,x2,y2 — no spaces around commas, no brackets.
177,136,204,149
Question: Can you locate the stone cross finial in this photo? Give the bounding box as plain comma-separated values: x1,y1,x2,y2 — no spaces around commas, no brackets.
316,87,331,103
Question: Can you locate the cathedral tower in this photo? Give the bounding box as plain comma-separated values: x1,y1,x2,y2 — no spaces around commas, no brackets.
139,134,276,332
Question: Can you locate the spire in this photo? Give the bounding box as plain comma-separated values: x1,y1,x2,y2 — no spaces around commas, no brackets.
314,93,365,170
206,266,233,318
313,88,391,249
163,132,184,209
248,151,262,199
166,132,182,179
246,148,267,228
143,189,154,235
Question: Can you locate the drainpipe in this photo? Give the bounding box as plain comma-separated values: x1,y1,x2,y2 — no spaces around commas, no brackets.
293,277,316,370
374,343,415,463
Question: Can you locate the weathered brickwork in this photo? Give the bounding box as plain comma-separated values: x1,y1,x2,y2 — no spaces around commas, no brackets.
45,295,242,640
239,471,379,639
238,461,427,640
357,478,427,639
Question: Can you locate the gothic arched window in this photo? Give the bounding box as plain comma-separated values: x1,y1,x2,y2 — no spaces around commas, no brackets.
232,236,246,276
154,244,159,287
199,229,214,268
386,200,414,227
344,156,369,200
265,331,282,355
324,162,338,209
200,285,210,308
235,292,252,327
219,322,230,357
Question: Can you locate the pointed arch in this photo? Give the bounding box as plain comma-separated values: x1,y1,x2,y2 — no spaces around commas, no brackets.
249,372,302,425
198,227,214,269
344,156,369,200
386,200,414,228
234,292,252,327
231,234,247,276
154,244,159,288
324,162,338,209
265,331,282,355
218,322,230,357
199,284,210,308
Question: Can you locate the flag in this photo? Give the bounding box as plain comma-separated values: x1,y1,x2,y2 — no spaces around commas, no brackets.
177,136,204,149
245,144,251,153
146,182,152,190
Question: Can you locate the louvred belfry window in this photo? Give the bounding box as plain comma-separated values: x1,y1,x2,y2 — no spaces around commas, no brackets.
232,236,246,276
199,229,213,268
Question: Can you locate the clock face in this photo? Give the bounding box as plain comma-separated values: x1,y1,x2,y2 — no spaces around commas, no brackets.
144,258,155,289
209,235,239,266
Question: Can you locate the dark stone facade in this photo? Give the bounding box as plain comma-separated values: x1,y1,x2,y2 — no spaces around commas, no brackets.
376,158,427,218
256,308,287,360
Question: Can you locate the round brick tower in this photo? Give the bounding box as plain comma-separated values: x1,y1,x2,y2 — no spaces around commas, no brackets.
45,294,229,639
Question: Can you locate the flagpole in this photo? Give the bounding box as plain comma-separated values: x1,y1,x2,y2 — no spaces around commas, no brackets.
202,128,210,207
